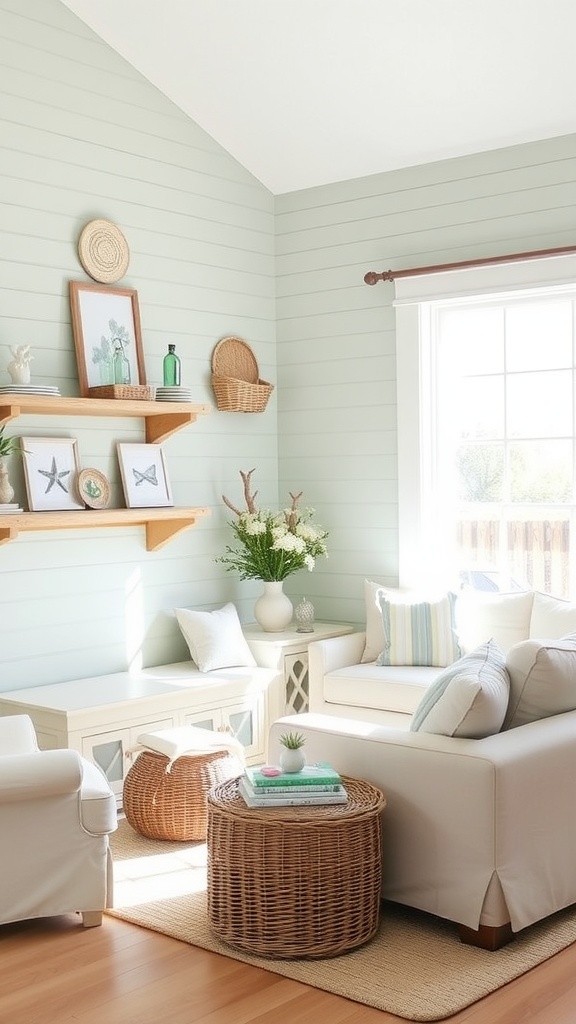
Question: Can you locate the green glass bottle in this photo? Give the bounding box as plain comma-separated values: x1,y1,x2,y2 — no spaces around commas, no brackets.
163,344,181,386
113,342,130,384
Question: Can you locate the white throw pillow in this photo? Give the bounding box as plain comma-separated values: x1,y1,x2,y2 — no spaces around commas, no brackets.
361,579,388,663
376,590,460,668
504,635,576,729
174,603,256,673
456,590,534,655
530,592,576,641
410,640,509,738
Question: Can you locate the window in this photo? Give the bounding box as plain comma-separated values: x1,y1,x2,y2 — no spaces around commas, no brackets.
395,254,576,598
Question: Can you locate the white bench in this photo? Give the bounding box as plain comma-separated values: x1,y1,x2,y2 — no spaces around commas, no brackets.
0,661,282,802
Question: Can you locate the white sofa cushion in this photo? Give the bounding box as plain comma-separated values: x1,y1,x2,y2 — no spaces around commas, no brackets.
174,602,256,673
322,663,441,715
530,592,576,639
456,590,534,655
504,635,576,729
410,640,509,738
376,590,460,667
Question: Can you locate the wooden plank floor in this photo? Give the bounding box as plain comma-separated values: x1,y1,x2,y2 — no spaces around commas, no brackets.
2,913,576,1024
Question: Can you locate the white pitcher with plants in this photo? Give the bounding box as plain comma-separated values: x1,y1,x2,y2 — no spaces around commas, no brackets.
216,468,329,632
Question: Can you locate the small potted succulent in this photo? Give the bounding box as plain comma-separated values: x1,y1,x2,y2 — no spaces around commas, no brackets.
278,730,306,773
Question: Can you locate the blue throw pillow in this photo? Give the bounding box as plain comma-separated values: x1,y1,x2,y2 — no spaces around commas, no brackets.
377,591,461,667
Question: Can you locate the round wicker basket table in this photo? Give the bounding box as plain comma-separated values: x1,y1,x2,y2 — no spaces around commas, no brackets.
207,775,385,959
123,748,243,842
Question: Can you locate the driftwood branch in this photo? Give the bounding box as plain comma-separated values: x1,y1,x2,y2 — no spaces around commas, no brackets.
222,468,258,517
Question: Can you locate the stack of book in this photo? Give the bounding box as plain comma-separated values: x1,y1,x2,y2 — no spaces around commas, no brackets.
238,763,347,807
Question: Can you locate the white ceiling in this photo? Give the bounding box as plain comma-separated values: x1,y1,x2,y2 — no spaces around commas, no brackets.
60,0,576,195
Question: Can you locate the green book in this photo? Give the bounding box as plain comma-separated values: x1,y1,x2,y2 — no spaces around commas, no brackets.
239,777,348,807
245,763,341,789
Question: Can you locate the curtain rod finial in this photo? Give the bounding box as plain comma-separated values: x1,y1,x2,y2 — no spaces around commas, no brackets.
364,270,393,285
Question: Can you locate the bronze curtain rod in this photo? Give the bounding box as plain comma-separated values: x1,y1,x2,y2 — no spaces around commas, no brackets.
363,245,576,285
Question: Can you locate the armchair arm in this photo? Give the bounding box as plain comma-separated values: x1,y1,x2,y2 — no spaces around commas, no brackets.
0,714,39,754
308,632,366,712
309,631,366,674
0,748,82,802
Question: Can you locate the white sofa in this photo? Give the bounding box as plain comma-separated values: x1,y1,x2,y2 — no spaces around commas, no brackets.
308,587,576,727
268,587,576,949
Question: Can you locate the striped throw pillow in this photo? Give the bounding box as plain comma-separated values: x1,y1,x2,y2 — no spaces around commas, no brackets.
376,591,461,667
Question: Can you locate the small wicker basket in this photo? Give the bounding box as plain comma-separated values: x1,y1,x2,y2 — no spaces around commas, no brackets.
123,748,243,842
211,336,273,413
88,384,155,401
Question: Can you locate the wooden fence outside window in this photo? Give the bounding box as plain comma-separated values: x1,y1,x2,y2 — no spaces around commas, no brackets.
457,519,570,598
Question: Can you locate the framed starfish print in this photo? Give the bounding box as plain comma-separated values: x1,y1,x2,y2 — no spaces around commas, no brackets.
117,443,173,508
21,437,84,512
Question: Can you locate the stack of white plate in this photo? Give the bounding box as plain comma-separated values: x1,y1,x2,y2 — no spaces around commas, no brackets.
0,503,23,515
0,385,61,396
155,386,192,402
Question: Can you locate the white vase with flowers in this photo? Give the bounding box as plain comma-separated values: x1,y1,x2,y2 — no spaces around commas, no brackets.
216,468,329,632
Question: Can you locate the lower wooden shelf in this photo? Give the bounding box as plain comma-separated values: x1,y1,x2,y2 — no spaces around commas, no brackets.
0,506,210,551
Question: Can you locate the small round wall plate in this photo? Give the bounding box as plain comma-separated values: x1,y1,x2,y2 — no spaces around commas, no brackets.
78,468,110,509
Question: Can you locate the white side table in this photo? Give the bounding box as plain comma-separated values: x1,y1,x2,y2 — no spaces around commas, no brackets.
243,622,355,715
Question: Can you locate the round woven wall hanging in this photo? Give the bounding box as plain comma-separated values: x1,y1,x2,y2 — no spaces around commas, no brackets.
78,218,130,283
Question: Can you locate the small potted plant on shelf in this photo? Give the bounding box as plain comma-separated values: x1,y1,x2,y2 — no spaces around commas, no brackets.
278,730,306,773
0,425,23,505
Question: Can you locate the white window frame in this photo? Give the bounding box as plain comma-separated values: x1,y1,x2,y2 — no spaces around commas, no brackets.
395,253,576,590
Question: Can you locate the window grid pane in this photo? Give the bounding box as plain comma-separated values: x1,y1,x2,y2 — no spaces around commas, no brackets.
433,296,576,598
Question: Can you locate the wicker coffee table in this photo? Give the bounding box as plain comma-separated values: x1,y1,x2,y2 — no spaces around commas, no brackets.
207,775,385,959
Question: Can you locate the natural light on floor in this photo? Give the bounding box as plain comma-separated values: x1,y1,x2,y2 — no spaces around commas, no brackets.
112,838,208,908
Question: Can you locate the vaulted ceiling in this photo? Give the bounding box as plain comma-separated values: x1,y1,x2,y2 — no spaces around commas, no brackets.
60,0,576,194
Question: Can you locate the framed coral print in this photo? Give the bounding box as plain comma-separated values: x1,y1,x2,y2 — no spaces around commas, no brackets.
21,437,85,512
69,281,146,396
117,443,174,508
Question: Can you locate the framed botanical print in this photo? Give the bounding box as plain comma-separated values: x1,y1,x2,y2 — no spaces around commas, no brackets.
69,281,146,396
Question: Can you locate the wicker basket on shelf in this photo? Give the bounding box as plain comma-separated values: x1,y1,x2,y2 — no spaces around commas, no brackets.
88,384,155,401
211,336,274,413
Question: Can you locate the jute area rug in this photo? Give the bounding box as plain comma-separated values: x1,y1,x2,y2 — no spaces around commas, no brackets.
108,819,576,1022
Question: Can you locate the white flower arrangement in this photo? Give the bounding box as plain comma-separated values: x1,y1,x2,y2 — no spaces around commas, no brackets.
216,469,328,582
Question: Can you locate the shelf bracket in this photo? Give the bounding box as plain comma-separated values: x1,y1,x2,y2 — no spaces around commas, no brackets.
0,525,18,545
145,517,199,551
0,403,21,426
145,412,198,444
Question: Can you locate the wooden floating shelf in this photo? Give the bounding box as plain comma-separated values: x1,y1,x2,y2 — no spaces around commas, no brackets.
0,507,211,551
0,395,212,444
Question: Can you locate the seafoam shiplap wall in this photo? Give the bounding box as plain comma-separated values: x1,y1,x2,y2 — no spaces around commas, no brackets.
2,0,576,690
275,135,576,624
0,0,276,689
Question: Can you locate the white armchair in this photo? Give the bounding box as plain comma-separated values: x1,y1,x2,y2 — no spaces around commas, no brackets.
0,714,117,927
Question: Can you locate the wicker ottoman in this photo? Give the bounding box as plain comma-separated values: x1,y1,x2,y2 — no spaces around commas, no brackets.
207,775,385,959
123,747,243,842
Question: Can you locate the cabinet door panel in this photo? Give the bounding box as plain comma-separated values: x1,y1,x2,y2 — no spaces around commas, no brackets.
183,710,221,732
82,728,131,799
284,652,309,713
222,697,264,762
